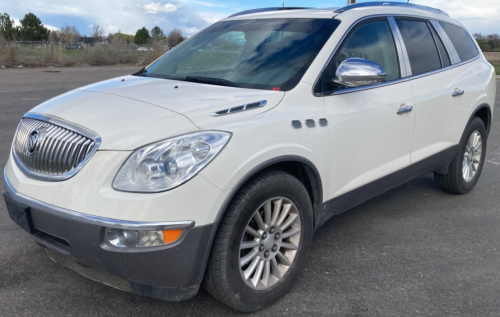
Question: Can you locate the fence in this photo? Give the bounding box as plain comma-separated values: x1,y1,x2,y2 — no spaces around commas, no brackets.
0,41,170,68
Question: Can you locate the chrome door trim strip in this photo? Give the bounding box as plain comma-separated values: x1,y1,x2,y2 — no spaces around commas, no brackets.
3,168,195,231
430,20,461,64
321,55,480,96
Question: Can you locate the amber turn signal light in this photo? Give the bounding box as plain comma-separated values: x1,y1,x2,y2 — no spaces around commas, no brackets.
162,229,183,244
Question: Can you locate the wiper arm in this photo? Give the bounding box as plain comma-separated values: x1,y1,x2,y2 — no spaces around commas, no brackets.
185,76,240,87
133,67,147,77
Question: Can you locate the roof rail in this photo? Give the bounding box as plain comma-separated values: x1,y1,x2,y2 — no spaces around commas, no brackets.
229,7,311,18
333,2,449,17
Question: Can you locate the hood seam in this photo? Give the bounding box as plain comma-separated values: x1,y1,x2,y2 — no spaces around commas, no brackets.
76,89,202,129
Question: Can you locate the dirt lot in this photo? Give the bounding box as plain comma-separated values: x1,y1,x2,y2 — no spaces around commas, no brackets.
484,52,500,64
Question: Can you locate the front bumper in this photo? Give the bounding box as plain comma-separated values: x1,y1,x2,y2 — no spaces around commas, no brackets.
3,171,217,302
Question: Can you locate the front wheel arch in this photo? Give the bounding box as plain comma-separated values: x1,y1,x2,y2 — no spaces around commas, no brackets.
213,156,324,230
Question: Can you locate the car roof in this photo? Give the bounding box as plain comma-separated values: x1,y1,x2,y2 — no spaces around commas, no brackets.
222,2,451,21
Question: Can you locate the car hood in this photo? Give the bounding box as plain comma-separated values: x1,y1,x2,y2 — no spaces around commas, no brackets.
75,75,285,127
28,75,285,150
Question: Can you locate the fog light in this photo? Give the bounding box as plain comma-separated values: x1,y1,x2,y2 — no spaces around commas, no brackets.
137,230,164,247
105,228,183,248
106,229,139,247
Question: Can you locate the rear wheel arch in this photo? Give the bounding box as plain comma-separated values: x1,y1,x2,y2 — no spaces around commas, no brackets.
470,103,492,134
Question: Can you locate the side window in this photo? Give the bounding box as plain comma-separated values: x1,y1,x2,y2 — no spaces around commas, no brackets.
439,22,478,62
320,19,400,93
396,20,441,76
429,24,451,67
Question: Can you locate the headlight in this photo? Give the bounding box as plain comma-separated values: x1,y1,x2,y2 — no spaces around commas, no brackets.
113,131,231,192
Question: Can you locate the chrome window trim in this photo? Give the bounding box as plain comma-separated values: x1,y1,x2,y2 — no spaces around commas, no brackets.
388,16,412,77
429,20,461,64
3,168,195,231
312,13,480,97
11,113,102,182
322,55,480,96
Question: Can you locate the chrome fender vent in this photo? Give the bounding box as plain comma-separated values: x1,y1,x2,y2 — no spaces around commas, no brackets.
12,113,101,181
210,100,267,116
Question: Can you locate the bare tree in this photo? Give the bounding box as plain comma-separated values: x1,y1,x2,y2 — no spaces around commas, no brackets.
473,32,484,40
92,23,105,43
60,23,80,43
107,32,113,44
48,30,59,43
168,28,184,47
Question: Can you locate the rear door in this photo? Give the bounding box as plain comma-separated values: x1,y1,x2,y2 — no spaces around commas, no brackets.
396,18,479,165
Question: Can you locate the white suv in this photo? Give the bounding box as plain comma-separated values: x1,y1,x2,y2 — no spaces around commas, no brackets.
3,2,496,312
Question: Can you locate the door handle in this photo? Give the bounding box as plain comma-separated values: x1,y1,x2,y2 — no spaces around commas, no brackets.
452,89,465,97
396,105,413,115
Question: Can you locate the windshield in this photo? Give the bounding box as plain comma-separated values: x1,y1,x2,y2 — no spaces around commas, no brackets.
141,19,340,91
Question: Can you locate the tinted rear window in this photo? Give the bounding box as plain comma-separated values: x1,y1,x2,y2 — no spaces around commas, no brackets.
439,22,478,62
396,20,441,75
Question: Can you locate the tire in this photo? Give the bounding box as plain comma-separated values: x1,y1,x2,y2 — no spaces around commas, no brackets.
434,117,487,194
204,170,313,312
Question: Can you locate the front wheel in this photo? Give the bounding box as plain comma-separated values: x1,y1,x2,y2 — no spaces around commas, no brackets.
435,117,487,194
204,170,313,312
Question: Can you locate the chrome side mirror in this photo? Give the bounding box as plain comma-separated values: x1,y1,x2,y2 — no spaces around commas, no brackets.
331,58,386,88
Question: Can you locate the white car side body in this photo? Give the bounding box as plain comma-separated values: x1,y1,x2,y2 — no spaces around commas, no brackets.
5,5,496,229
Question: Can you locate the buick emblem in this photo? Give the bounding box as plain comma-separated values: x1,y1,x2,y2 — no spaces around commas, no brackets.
27,130,40,154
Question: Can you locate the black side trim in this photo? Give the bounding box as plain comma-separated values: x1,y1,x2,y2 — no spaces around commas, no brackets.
318,146,458,227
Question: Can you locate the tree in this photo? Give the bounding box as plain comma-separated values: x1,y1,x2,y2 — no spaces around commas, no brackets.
17,13,50,41
110,30,126,45
473,32,484,40
479,42,491,52
168,28,184,47
0,13,16,40
91,23,104,43
60,23,80,43
134,27,150,44
48,30,59,43
488,39,496,50
122,34,134,44
150,26,164,39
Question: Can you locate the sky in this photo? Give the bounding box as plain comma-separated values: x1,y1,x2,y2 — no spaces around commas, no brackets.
0,0,498,37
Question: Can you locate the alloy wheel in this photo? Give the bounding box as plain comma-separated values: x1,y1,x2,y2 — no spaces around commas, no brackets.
239,197,302,290
462,130,483,182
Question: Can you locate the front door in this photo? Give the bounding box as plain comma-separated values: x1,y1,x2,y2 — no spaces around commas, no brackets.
318,18,415,212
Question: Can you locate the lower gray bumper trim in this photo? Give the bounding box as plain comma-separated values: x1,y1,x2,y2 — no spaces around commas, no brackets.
3,167,194,230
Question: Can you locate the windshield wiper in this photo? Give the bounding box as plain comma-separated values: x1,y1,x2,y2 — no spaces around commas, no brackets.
133,67,147,77
185,76,240,87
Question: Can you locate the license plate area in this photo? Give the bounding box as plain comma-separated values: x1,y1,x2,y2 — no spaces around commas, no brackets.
3,193,34,234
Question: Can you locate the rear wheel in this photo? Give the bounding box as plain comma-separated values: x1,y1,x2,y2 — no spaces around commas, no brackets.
204,170,313,312
434,117,487,194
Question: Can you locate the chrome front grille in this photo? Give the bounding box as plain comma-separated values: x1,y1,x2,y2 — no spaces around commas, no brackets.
12,114,101,181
